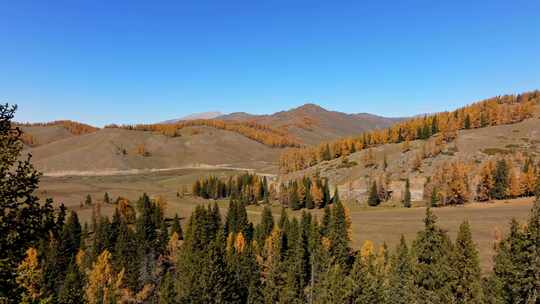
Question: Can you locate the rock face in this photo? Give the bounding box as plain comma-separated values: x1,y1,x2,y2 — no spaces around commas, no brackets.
338,177,426,203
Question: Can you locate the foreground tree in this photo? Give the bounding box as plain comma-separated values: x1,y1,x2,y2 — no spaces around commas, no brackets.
450,221,484,304
0,104,58,302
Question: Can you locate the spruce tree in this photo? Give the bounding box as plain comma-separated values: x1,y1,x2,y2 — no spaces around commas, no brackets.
491,159,509,200
57,261,84,304
103,192,110,204
158,272,177,304
255,206,274,243
85,194,92,206
368,181,381,206
0,104,58,301
450,221,484,304
329,201,351,266
388,236,415,304
413,208,453,303
403,178,412,208
171,213,183,240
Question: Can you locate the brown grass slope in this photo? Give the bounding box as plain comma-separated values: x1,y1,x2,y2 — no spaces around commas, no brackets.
25,126,281,174
219,103,402,145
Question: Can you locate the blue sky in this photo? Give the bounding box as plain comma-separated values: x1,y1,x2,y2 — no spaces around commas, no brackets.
1,0,539,126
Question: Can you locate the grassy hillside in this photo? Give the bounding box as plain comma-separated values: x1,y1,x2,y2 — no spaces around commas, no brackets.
26,126,281,174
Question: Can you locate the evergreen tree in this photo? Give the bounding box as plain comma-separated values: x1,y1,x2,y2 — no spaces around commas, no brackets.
158,272,177,304
0,104,58,302
255,206,274,244
329,201,351,266
388,236,415,304
413,208,453,303
103,192,110,204
493,212,538,303
430,187,439,207
313,263,353,303
85,194,92,206
57,261,84,304
332,187,340,204
450,221,484,304
368,181,381,206
171,213,183,240
491,159,509,200
349,244,386,304
403,178,412,208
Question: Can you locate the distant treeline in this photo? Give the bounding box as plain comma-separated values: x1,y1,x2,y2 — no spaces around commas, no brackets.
280,90,540,173
192,173,271,204
16,120,99,135
105,119,302,148
193,173,340,211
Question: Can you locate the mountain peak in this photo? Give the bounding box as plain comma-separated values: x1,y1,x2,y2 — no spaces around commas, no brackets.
293,103,326,112
161,111,223,124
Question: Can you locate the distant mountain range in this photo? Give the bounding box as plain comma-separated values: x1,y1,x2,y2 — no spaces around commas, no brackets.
161,111,223,123
164,104,403,145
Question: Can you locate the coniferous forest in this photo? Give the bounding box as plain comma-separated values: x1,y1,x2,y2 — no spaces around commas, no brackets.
1,103,539,303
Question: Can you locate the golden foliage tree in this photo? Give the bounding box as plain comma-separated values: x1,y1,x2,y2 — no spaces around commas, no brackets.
85,250,124,304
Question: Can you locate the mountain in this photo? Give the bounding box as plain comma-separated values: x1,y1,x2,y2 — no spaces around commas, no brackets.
161,111,223,123
219,103,402,145
20,103,402,174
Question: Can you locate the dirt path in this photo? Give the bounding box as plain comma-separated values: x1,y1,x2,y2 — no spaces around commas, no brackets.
43,164,277,178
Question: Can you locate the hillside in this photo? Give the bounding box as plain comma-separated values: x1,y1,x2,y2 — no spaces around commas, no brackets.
219,103,401,145
281,107,540,205
25,126,281,174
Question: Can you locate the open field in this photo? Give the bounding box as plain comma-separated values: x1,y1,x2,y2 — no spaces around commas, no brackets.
39,170,535,272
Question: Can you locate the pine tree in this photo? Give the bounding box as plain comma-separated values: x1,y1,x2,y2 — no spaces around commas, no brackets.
492,218,537,303
58,261,84,304
403,178,412,208
449,221,484,304
313,263,353,303
0,104,58,301
103,192,110,204
430,187,439,207
387,236,415,304
329,201,351,266
368,181,381,206
158,272,177,304
413,208,453,303
171,213,183,240
332,187,340,204
85,194,92,206
255,205,274,244
349,244,385,303
491,159,509,200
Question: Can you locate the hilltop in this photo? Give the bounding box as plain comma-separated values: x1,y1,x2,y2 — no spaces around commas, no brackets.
219,103,401,145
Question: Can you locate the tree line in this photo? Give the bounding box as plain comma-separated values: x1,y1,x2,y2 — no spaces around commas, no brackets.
192,173,271,204
11,195,540,303
105,119,302,148
280,90,540,173
17,120,99,135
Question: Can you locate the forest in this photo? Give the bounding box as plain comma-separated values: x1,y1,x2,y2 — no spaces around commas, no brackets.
105,119,301,148
1,103,539,304
279,90,540,173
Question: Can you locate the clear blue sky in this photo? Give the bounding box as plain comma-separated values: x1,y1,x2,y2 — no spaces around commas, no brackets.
1,0,539,126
